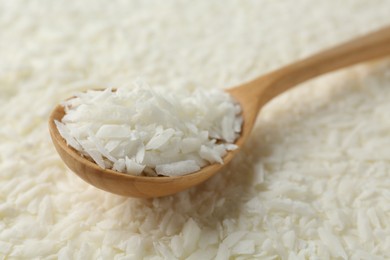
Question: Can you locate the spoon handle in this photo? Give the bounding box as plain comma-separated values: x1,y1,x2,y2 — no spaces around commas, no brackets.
252,26,390,106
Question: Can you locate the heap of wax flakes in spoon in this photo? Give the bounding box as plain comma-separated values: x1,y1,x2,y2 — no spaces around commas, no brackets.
55,80,242,176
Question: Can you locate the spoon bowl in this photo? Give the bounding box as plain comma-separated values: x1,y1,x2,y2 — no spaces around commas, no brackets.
49,103,243,198
49,26,390,198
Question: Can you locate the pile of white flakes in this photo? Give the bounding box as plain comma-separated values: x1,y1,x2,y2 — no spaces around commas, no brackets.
1,0,390,259
56,82,241,176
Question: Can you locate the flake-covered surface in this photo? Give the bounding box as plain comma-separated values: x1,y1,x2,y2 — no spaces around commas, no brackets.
1,0,390,258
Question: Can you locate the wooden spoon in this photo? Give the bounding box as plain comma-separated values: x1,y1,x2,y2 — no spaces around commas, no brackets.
49,26,390,198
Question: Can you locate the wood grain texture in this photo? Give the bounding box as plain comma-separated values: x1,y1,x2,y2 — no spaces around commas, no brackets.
49,25,390,198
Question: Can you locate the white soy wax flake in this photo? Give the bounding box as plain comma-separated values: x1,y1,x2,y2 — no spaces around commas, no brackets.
125,157,145,175
156,160,201,176
57,80,242,176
